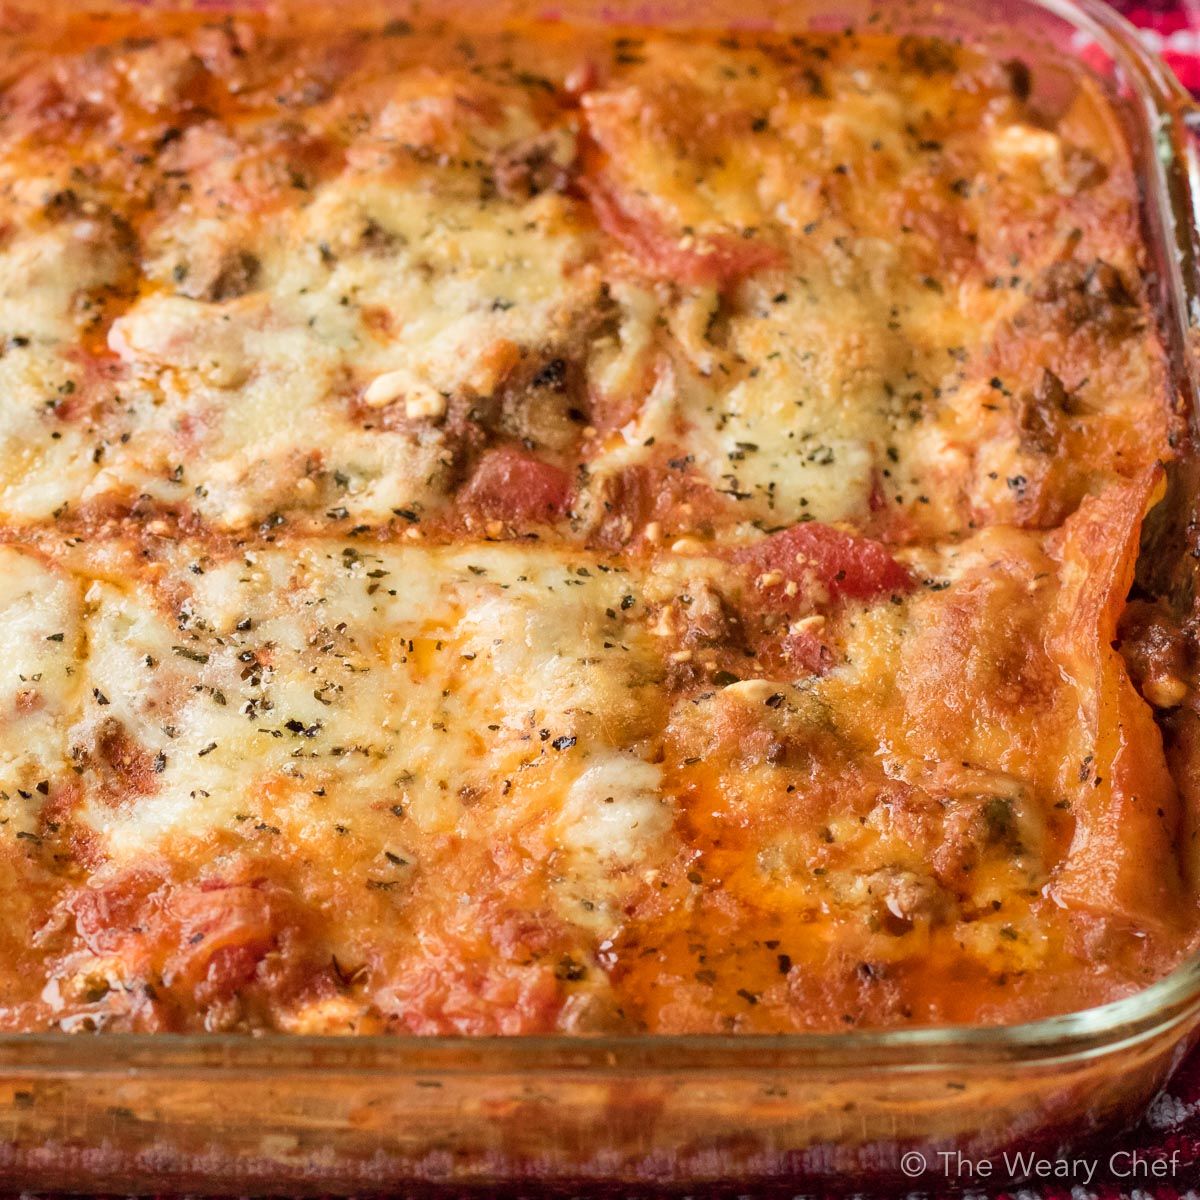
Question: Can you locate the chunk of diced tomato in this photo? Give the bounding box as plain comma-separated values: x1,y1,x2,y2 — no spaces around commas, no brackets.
584,173,782,288
457,445,572,524
733,521,912,606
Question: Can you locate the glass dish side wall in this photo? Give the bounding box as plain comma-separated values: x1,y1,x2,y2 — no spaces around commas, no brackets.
1,978,1200,1194
0,0,1198,1192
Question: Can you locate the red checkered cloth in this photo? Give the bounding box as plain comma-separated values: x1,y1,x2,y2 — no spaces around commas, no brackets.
1114,0,1200,91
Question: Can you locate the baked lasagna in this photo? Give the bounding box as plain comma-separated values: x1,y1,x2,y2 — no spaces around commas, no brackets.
0,2,1194,1035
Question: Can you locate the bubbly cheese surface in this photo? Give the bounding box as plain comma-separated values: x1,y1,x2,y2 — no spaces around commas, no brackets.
0,6,1193,1035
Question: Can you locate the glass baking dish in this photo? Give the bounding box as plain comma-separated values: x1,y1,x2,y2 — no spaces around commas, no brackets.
2,0,1199,1191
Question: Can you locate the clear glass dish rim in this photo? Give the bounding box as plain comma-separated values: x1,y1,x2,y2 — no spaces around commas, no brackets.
0,0,1196,1074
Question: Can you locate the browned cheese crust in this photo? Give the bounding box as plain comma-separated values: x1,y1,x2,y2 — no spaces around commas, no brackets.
0,7,1190,1034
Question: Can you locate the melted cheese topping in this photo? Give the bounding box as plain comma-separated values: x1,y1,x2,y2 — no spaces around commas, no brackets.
0,9,1189,1035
